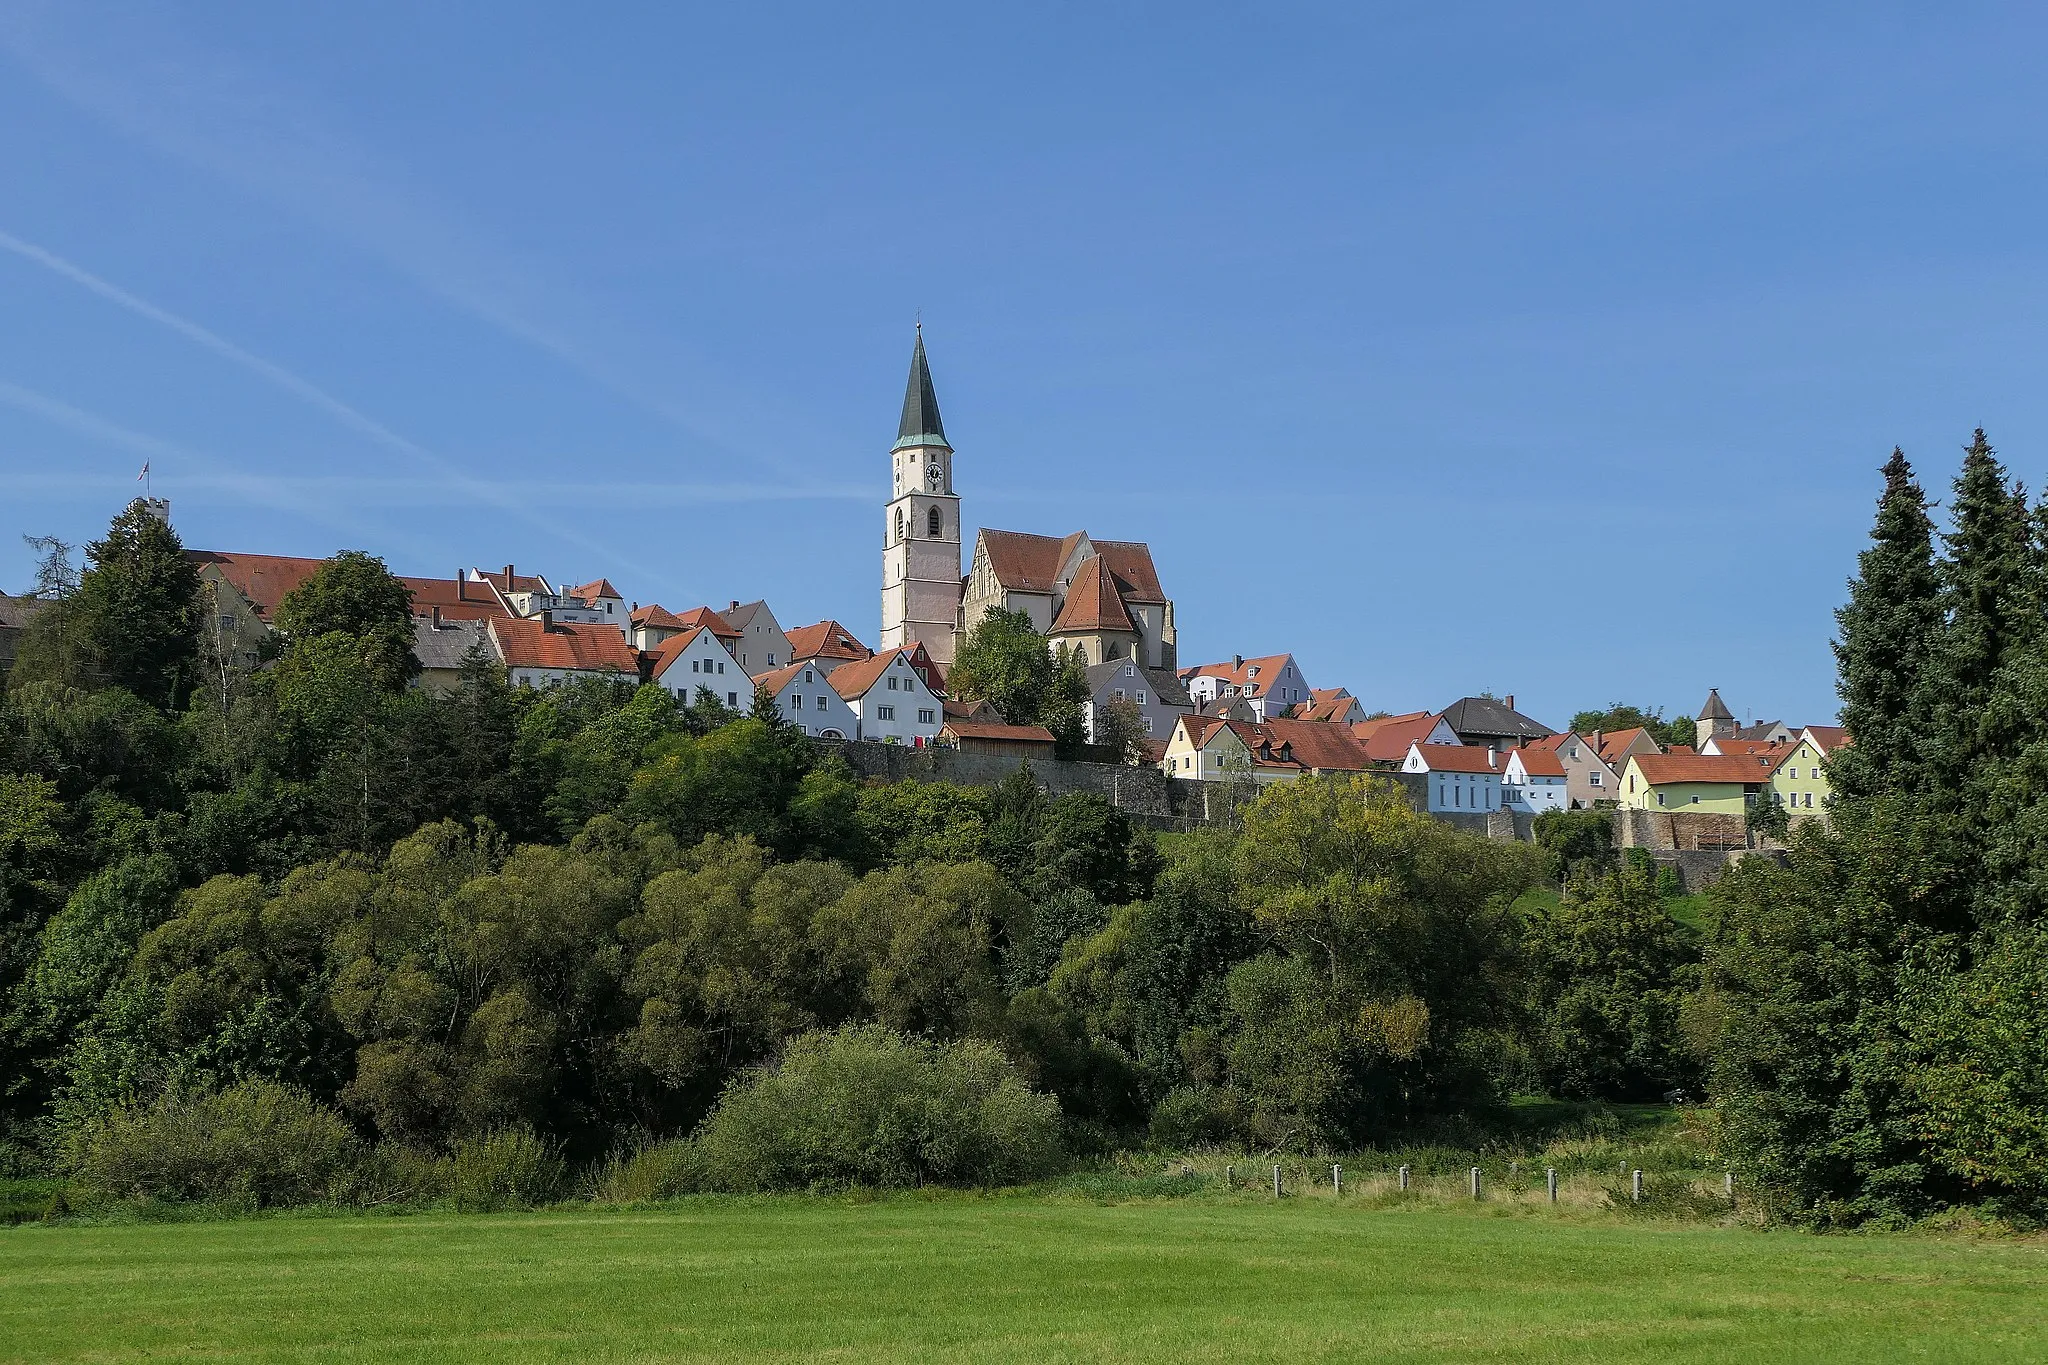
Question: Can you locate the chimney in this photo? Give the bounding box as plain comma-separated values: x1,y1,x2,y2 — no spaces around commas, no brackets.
729,600,740,613
455,570,467,602
1504,694,1515,711
1592,729,1604,753
1488,744,1499,769
503,563,515,585
541,609,553,631
432,605,443,628
1233,654,1243,668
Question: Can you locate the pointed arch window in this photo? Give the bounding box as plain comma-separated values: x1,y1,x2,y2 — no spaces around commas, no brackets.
927,506,943,537
894,508,906,542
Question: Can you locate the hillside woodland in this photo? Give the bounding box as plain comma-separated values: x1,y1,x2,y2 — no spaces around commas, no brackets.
3,436,2047,1226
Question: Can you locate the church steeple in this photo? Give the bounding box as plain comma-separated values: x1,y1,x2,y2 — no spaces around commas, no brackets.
894,326,950,452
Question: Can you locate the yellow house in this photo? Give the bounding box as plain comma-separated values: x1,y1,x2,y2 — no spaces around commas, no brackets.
1618,752,1771,814
1769,726,1845,816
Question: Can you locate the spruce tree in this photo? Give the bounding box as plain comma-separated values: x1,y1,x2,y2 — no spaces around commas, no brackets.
67,500,202,708
1831,449,1941,802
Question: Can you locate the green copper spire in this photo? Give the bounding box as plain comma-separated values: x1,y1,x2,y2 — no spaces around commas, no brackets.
893,325,950,452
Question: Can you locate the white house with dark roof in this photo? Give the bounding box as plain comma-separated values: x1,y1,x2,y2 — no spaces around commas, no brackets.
1402,742,1503,813
1084,659,1192,745
647,625,748,708
755,661,859,739
1181,654,1312,721
829,648,943,745
1438,695,1556,750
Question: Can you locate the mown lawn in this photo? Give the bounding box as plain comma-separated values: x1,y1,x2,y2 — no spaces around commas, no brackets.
3,1198,2045,1362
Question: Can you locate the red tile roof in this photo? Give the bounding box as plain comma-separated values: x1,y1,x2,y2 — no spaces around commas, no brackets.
752,661,810,694
1628,752,1778,785
828,648,919,701
191,551,513,623
1173,714,1228,749
568,578,623,603
473,567,549,595
1803,725,1850,753
1182,654,1296,698
786,620,873,664
1596,727,1657,764
631,603,687,630
1349,711,1446,763
940,720,1056,743
489,616,638,675
1409,742,1499,774
1050,555,1136,633
977,530,1167,603
1709,738,1785,757
1507,747,1567,778
675,606,741,640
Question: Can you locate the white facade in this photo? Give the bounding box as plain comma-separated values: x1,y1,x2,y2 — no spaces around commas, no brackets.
725,601,793,676
763,665,859,739
651,627,749,709
1500,750,1569,814
834,650,944,746
1401,743,1502,813
1183,654,1312,721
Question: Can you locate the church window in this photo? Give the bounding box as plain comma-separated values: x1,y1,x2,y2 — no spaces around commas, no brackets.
895,509,905,541
928,506,942,537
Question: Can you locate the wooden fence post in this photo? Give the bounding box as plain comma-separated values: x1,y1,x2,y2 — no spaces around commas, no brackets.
1470,1166,1482,1199
1273,1165,1282,1198
1546,1168,1558,1203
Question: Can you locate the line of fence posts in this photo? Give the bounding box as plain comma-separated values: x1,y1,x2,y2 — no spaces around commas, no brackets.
1212,1159,1737,1209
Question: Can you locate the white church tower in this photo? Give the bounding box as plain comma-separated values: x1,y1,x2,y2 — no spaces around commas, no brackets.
880,326,963,667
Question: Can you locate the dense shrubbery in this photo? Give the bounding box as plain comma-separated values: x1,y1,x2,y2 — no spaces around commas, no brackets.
1,499,1723,1214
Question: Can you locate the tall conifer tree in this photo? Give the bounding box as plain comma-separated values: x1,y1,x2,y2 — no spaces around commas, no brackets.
1831,449,1940,802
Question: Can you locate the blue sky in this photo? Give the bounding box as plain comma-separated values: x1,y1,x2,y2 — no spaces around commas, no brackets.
4,3,2045,730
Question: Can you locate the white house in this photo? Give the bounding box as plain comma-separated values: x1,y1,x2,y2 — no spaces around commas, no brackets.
1402,741,1502,813
754,661,859,739
1179,653,1312,721
1501,746,1569,814
566,579,629,635
648,625,748,709
829,648,943,745
722,600,793,676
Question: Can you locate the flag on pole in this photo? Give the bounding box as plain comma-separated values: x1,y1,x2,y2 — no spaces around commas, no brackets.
137,463,149,481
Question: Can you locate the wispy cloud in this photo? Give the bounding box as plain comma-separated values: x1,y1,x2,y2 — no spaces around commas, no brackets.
0,4,827,478
0,230,653,576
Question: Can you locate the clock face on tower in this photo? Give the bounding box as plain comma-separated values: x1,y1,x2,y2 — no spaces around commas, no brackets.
925,461,942,491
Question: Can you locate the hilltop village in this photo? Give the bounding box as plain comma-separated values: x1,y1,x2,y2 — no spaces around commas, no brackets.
0,333,1842,826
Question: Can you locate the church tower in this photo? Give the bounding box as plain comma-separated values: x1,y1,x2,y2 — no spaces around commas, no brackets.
880,327,963,667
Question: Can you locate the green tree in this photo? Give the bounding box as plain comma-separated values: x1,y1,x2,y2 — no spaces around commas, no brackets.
1568,704,1691,751
948,608,1056,725
37,501,201,707
274,551,419,692
1091,695,1148,765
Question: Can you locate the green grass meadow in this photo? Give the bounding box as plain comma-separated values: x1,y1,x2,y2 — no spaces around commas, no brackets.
4,1197,2045,1363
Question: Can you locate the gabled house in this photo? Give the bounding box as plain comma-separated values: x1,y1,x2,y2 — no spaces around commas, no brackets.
1163,714,1229,779
1439,695,1555,750
1402,742,1502,813
829,648,943,745
1618,752,1770,814
1349,711,1461,765
1768,732,1836,816
753,661,859,739
721,600,792,676
1524,731,1618,808
1731,720,1796,744
1297,688,1367,724
412,615,495,695
489,614,638,688
785,620,875,675
1164,715,1374,785
565,579,627,634
1594,727,1662,771
1181,653,1313,721
673,607,746,661
646,625,748,708
1501,746,1569,814
1084,659,1192,746
629,604,689,652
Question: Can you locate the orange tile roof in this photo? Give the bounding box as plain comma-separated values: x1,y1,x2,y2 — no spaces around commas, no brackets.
568,578,623,603
786,620,873,663
977,530,1167,603
1709,738,1785,757
1596,727,1656,764
192,550,515,624
1507,747,1567,777
1350,711,1445,763
940,720,1056,743
675,606,741,640
1174,713,1228,748
752,661,811,694
828,648,916,701
473,567,549,595
1409,742,1499,774
1629,752,1779,785
489,616,638,675
1050,555,1136,633
1182,654,1296,698
1803,725,1850,753
631,603,687,630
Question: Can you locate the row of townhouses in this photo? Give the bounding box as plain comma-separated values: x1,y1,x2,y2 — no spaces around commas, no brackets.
11,333,1841,814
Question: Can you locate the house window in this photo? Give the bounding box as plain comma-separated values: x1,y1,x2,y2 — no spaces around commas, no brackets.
876,705,895,721
1690,794,1701,804
1590,773,1603,786
887,677,899,690
791,695,802,709
727,692,738,706
815,696,826,711
1125,664,1136,677
805,671,814,683
1136,691,1147,705
768,653,777,666
1112,689,1125,701
918,708,935,724
718,662,726,674
1656,792,1666,806
691,659,700,673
